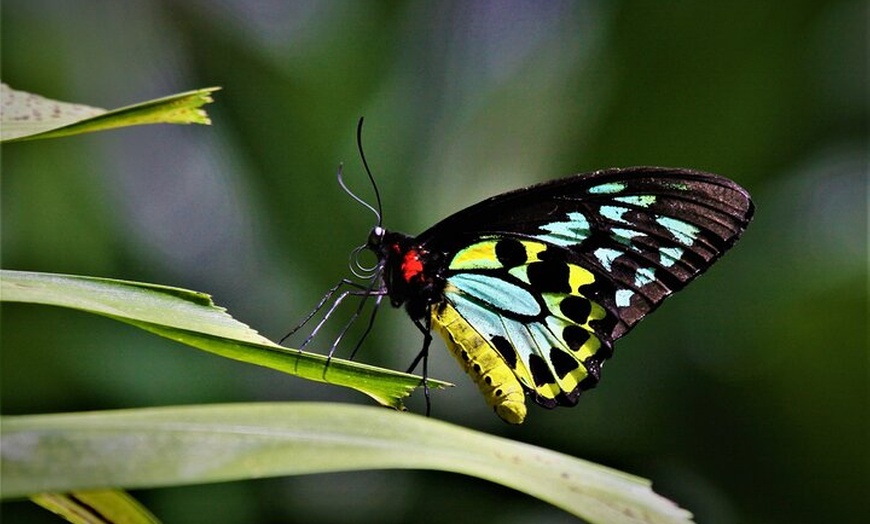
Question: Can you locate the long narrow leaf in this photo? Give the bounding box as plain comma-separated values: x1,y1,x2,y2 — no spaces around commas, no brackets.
31,490,160,524
0,270,449,409
0,84,219,142
1,403,693,524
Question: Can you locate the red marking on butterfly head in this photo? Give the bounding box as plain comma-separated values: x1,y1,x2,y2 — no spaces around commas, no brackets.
401,249,424,282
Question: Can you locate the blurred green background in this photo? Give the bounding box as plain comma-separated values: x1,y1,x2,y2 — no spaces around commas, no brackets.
2,1,866,523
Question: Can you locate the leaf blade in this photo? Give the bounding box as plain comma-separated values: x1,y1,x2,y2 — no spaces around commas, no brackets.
0,84,219,142
0,269,449,410
31,490,161,524
2,403,693,524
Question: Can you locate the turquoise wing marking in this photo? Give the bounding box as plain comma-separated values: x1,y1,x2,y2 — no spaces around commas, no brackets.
447,273,541,317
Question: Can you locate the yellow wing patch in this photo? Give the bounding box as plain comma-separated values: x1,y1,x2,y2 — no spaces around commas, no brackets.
450,240,503,269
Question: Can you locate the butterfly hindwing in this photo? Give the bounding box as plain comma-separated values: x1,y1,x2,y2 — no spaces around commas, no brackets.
439,238,613,413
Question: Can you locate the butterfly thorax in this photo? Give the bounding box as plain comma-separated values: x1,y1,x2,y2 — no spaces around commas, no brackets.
367,226,447,320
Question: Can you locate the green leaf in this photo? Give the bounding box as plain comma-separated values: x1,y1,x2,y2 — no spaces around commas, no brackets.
0,269,449,410
31,490,160,524
1,403,693,524
0,83,219,142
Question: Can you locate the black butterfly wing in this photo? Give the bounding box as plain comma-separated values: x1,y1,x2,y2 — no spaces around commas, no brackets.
418,166,754,342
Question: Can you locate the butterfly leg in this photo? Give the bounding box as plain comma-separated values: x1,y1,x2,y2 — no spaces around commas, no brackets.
348,293,385,360
283,278,385,354
299,288,360,350
328,284,387,359
280,278,369,345
406,313,434,417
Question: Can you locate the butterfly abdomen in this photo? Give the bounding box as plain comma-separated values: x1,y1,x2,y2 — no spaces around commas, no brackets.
431,301,527,424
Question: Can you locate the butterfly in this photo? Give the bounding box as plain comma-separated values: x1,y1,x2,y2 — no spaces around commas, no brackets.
295,125,754,424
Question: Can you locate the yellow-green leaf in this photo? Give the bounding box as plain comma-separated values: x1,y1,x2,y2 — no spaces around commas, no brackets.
0,269,449,410
0,83,219,142
32,490,160,524
3,403,694,524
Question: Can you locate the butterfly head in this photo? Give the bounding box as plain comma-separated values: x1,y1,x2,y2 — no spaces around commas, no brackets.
366,225,387,253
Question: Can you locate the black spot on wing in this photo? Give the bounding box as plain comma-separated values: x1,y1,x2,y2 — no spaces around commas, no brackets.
491,335,518,369
528,353,556,387
562,325,590,351
549,347,580,379
495,238,527,268
527,260,571,293
560,296,592,324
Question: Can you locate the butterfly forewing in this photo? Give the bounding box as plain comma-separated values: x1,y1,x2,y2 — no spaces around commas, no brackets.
420,168,753,338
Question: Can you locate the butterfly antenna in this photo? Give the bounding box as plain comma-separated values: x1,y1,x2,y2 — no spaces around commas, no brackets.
336,117,383,226
337,164,380,223
356,117,383,227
